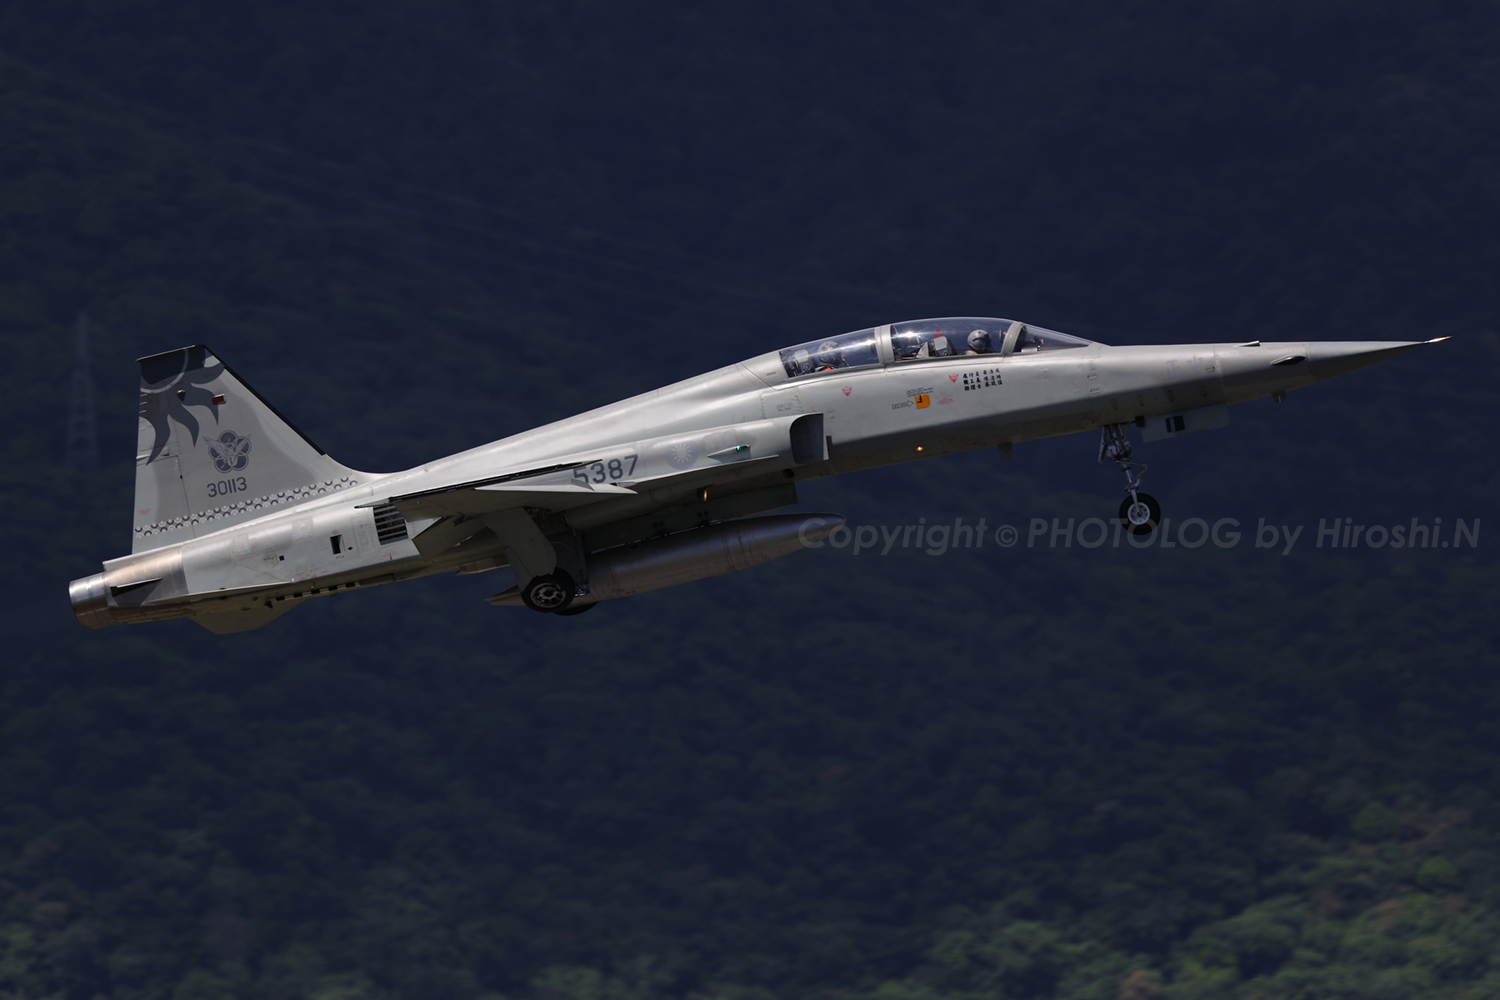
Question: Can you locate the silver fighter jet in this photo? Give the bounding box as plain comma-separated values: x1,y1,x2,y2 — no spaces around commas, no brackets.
70,319,1445,632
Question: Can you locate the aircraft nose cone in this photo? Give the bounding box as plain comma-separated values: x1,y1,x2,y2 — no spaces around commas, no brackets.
1306,340,1433,382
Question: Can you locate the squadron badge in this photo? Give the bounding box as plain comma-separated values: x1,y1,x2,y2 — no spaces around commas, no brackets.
209,431,252,473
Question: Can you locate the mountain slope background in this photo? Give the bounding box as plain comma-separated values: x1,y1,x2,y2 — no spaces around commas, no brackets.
0,4,1498,998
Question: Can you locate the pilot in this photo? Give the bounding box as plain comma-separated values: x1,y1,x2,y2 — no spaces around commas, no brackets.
813,340,844,371
965,329,992,355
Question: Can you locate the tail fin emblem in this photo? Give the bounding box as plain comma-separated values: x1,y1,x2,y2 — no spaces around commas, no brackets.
208,431,251,473
139,351,225,463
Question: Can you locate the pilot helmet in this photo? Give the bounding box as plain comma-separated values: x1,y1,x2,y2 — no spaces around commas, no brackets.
814,340,843,368
968,329,992,352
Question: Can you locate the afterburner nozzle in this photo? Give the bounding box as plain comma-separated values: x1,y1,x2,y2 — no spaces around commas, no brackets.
69,572,112,629
68,545,191,630
1306,338,1445,382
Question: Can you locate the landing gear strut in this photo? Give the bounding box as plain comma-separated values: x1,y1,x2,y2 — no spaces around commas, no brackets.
1099,424,1160,535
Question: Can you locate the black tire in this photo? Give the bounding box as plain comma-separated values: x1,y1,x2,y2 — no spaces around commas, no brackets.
520,570,576,613
553,602,596,617
1118,493,1162,536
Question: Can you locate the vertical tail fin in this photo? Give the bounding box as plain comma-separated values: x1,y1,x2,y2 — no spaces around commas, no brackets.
133,345,365,553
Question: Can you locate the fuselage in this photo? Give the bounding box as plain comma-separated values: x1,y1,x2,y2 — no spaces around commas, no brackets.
71,318,1430,631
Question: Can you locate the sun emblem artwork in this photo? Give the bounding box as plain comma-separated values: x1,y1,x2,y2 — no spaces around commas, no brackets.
664,439,697,470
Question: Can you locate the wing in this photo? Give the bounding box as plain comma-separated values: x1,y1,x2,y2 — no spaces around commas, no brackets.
357,459,646,563
358,414,813,561
358,461,634,519
378,481,635,519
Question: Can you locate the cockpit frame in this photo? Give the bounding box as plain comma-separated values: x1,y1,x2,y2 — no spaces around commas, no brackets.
774,317,1094,382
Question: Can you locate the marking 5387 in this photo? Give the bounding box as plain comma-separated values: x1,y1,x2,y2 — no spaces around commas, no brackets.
572,454,639,486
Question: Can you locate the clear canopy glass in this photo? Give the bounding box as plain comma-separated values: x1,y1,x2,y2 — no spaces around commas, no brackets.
778,327,880,378
892,317,1092,360
892,318,1008,360
777,318,1093,378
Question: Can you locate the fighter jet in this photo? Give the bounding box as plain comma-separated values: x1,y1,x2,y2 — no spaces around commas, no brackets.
70,319,1444,633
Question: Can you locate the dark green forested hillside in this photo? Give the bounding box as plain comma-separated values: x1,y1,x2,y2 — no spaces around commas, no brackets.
0,4,1497,999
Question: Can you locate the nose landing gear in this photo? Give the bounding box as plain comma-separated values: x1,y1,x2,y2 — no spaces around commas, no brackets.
1118,492,1162,535
1100,424,1160,535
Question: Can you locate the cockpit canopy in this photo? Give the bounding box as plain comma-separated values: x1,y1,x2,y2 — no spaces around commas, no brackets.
892,318,1091,359
776,317,1093,379
778,327,883,378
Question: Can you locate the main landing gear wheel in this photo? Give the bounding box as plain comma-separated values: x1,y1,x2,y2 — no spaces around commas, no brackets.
1119,493,1161,535
553,602,596,617
520,570,576,613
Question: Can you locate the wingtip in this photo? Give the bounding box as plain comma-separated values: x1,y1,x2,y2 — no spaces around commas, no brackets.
1424,336,1452,344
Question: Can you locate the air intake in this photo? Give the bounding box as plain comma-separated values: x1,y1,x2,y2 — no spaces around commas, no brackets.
790,413,826,464
372,504,409,545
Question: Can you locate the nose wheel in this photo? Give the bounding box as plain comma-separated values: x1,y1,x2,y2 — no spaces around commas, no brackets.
1100,424,1160,535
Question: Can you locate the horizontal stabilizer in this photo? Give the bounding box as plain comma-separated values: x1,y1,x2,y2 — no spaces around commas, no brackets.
192,602,297,634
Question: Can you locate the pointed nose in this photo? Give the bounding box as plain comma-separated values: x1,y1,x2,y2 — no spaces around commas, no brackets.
1306,339,1440,382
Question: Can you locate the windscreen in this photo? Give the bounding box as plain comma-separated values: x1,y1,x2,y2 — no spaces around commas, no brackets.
1013,324,1093,353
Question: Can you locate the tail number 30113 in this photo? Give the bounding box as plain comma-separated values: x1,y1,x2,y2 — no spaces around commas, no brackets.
207,477,248,498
